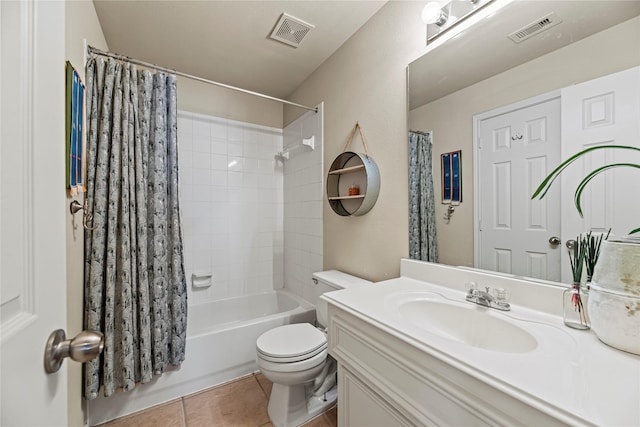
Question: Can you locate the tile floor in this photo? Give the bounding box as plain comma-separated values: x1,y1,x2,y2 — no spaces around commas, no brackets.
97,373,337,427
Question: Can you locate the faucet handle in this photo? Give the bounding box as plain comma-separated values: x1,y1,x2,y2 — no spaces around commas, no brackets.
465,281,477,295
492,287,511,304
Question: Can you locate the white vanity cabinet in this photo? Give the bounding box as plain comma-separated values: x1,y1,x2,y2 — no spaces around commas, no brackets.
327,305,567,427
323,260,640,427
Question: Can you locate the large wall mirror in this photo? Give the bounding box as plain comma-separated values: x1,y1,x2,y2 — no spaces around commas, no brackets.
408,0,640,284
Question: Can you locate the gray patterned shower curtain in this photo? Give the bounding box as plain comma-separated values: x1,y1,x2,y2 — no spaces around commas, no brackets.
409,131,438,262
83,57,187,399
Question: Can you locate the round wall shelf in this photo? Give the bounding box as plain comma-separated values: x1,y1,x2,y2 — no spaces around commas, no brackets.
327,151,380,216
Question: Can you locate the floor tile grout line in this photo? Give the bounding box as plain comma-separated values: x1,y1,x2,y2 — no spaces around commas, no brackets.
181,396,188,427
253,372,269,398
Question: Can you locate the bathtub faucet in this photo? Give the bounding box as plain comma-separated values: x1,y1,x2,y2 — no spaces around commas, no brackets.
465,282,510,311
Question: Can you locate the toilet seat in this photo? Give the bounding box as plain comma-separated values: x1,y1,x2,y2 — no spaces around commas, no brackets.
257,348,328,374
257,323,327,363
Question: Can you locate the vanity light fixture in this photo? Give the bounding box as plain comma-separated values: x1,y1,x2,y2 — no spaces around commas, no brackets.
424,0,494,43
422,2,448,25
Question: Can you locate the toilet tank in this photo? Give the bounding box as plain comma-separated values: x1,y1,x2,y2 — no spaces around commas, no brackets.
312,270,372,328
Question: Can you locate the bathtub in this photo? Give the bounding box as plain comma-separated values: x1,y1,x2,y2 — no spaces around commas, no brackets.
88,289,315,425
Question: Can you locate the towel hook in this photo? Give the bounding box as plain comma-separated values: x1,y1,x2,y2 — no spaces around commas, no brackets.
443,205,455,224
70,199,97,230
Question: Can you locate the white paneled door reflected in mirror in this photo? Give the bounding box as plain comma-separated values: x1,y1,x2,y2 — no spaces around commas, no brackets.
408,0,640,283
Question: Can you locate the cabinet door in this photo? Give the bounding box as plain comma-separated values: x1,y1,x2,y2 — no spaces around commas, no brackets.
338,366,415,427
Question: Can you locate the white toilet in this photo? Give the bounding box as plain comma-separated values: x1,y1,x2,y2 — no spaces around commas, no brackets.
256,270,371,427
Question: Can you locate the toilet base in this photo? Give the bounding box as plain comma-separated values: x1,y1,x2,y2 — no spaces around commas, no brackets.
267,383,337,427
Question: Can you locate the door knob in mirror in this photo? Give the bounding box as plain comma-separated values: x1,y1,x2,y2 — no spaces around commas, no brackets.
549,236,561,246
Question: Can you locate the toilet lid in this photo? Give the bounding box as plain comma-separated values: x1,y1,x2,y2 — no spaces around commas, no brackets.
257,323,327,360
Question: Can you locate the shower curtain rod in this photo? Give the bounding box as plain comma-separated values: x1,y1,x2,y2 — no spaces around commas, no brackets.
410,129,431,137
87,45,318,113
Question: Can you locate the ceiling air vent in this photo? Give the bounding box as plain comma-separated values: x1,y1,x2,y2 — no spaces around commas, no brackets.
508,12,563,44
269,13,315,48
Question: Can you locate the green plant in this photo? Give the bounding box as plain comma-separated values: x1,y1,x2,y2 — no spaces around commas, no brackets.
567,235,588,324
569,235,587,283
582,229,610,283
531,145,640,235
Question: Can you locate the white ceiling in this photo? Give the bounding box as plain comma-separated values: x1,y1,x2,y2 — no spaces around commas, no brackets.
409,1,640,109
92,0,387,99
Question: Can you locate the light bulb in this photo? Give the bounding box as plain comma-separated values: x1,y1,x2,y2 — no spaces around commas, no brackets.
422,2,443,24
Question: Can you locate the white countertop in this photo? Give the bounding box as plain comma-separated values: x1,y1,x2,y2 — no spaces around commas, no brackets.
323,261,640,426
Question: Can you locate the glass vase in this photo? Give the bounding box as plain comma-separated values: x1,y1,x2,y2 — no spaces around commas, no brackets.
563,282,590,330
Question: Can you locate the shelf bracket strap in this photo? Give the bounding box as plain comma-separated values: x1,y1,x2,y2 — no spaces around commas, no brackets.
342,122,370,155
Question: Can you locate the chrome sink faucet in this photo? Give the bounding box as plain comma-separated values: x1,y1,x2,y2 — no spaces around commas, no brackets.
465,282,511,311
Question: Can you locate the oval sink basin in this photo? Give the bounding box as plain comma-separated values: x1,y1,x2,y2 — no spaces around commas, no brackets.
399,300,538,353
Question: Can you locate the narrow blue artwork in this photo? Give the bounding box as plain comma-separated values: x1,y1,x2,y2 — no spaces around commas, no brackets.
66,62,85,195
77,79,84,189
441,153,451,203
70,69,78,189
451,151,461,203
441,150,462,204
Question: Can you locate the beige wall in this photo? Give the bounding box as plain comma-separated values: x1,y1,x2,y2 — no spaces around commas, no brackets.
177,78,282,128
409,16,640,268
284,1,429,282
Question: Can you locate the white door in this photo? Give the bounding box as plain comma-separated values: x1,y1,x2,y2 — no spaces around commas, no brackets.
475,95,561,281
1,1,68,425
560,66,640,282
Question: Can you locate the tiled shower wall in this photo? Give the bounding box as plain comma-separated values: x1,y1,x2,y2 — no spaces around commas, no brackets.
283,105,324,303
178,108,324,306
178,111,284,303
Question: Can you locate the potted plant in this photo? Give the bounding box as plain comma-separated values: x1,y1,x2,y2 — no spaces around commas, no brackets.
532,144,640,355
